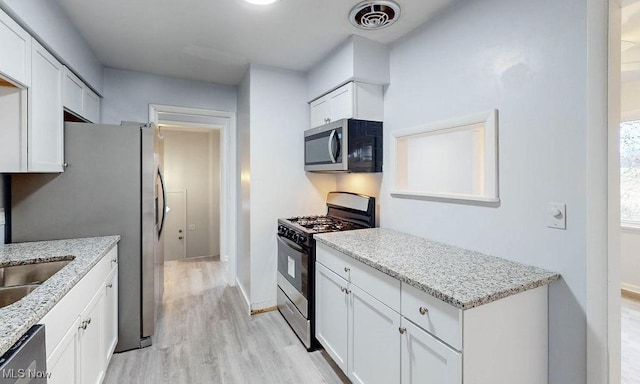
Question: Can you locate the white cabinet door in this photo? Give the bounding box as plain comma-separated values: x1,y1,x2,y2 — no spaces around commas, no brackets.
29,40,63,172
47,317,80,384
0,82,27,172
309,82,384,128
315,262,349,372
83,87,100,123
348,283,401,384
103,267,118,364
63,66,83,116
401,319,462,384
80,287,105,384
0,9,31,87
310,96,331,128
328,83,353,123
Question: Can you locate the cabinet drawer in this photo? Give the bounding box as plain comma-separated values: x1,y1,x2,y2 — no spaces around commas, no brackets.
349,258,400,312
316,242,400,312
401,283,462,350
316,243,352,281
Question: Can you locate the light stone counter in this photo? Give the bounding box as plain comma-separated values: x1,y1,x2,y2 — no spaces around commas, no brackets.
314,228,559,310
0,236,120,356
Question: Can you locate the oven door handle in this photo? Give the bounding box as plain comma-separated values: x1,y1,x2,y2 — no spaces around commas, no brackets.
277,235,305,253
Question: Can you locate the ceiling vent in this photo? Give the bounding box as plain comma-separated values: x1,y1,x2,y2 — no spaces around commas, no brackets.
349,0,401,30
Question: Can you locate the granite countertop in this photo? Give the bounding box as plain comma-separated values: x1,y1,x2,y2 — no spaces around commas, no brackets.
0,236,120,356
314,228,560,310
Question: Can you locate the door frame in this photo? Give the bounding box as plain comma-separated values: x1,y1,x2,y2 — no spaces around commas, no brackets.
149,104,237,286
588,0,621,382
166,190,187,261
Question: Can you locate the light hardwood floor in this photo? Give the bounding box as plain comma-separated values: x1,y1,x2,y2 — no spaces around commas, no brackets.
104,257,348,384
623,293,640,384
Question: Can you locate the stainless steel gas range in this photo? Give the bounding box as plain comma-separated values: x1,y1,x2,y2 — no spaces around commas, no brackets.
276,192,376,350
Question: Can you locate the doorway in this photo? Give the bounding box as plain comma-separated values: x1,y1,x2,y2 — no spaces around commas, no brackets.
149,104,237,285
162,128,222,261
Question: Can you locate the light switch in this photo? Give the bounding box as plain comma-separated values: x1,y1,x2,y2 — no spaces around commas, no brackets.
547,202,566,230
0,208,4,226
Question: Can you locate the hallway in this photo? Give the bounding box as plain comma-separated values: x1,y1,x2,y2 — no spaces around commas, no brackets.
104,257,347,384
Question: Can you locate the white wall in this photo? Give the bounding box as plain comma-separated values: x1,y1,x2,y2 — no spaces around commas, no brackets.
0,0,103,92
246,64,335,310
620,80,640,293
236,71,251,303
621,228,640,292
381,0,588,382
102,68,237,125
163,129,220,259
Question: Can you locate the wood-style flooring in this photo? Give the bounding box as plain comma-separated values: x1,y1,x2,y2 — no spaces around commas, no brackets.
104,257,348,384
623,293,640,384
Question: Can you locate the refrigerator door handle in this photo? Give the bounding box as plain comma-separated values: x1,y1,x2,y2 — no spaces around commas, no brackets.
157,167,167,236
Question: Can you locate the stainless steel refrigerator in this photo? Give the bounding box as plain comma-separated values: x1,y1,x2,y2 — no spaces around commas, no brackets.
10,122,167,352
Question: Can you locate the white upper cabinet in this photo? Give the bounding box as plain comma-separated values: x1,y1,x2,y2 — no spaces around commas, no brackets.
83,86,100,123
63,66,101,123
0,8,31,87
309,82,384,128
0,78,27,172
63,67,84,116
30,40,64,172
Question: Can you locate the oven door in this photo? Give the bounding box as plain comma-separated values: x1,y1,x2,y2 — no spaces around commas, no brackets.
277,235,309,317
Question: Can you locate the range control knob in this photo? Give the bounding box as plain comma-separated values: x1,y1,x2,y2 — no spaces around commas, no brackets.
299,235,307,244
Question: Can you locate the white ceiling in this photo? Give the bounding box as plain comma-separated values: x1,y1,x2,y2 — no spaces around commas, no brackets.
623,0,640,82
56,0,453,85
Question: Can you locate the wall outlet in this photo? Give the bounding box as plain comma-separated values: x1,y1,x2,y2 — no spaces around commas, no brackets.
0,208,5,226
546,202,566,230
188,224,196,231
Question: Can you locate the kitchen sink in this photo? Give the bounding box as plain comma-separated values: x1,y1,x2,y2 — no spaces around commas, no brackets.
0,259,74,308
0,259,73,287
0,284,40,308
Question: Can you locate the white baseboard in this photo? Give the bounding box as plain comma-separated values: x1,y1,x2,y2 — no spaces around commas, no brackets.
621,282,640,295
236,278,251,315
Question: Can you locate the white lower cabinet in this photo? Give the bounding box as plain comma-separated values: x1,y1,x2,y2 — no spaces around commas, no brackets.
80,287,106,384
315,262,401,384
47,317,80,384
40,246,118,384
103,268,118,363
348,284,400,384
401,319,461,384
315,263,349,372
315,242,549,384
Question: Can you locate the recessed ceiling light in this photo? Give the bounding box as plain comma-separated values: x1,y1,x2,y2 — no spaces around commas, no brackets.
245,0,279,5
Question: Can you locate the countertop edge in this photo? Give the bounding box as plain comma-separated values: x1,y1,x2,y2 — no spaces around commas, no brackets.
315,234,561,310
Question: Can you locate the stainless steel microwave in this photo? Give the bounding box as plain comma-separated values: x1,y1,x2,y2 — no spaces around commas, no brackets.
304,118,383,173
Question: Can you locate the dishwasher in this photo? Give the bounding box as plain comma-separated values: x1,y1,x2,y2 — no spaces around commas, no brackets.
0,325,47,384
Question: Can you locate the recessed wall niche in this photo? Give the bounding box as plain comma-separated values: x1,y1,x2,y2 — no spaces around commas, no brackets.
389,110,499,203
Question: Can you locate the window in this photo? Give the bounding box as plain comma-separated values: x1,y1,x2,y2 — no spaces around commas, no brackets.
621,119,640,226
